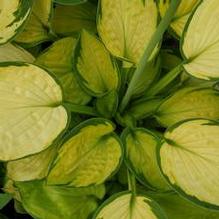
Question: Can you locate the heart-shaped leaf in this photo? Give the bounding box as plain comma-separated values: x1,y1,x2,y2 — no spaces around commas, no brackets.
181,0,219,80
158,119,219,209
47,118,123,187
0,63,68,161
97,0,158,64
93,192,167,219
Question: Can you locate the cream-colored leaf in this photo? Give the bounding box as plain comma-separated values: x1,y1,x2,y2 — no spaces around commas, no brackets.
0,43,35,63
182,0,219,80
0,0,32,44
15,0,53,46
159,119,219,209
159,0,200,37
0,63,68,161
93,192,167,219
156,86,219,127
7,146,57,181
97,0,158,64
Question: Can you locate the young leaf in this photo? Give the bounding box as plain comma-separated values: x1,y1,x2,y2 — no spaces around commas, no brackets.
35,37,91,105
122,128,170,191
97,0,158,64
3,179,21,202
161,50,182,71
146,192,219,219
182,0,219,80
95,90,118,118
158,119,219,209
115,112,136,128
0,0,32,45
93,192,168,219
0,43,35,63
126,97,162,120
6,145,57,181
53,0,87,5
159,0,200,37
74,30,119,97
52,2,97,37
131,57,161,97
16,180,105,219
0,63,68,161
47,118,123,187
156,86,219,127
15,0,53,47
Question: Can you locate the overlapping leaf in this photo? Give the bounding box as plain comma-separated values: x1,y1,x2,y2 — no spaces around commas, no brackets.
52,2,97,36
132,57,161,96
35,37,91,104
47,118,123,187
159,0,200,37
7,146,57,181
0,0,32,45
158,119,219,209
182,0,219,80
0,43,35,63
93,192,167,219
95,90,118,118
146,192,219,219
122,128,170,191
0,63,68,161
156,86,219,127
15,0,53,46
97,0,158,64
74,30,119,96
126,97,162,120
16,180,105,219
53,0,87,5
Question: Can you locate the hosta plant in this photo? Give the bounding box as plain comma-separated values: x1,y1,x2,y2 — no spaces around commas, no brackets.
0,0,219,218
